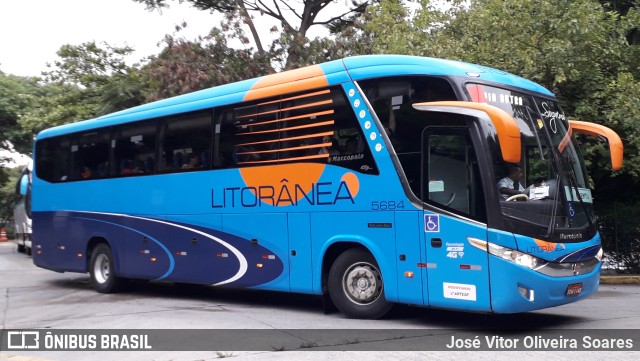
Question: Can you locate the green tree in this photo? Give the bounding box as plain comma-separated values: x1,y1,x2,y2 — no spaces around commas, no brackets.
42,41,148,116
17,82,95,136
354,0,640,270
0,73,39,157
0,166,20,231
5,42,152,149
133,0,374,70
143,24,272,100
359,0,640,179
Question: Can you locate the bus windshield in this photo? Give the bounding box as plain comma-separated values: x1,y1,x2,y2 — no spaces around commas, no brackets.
467,84,594,237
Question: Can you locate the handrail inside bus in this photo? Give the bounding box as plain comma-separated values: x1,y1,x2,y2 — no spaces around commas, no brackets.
569,120,623,170
412,101,522,163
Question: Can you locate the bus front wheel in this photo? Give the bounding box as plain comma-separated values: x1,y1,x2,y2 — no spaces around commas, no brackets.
89,244,123,293
328,248,392,319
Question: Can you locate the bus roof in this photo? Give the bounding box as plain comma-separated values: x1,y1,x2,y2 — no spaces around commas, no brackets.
36,55,553,140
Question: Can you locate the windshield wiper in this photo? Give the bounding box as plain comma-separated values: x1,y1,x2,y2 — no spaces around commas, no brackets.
544,173,561,238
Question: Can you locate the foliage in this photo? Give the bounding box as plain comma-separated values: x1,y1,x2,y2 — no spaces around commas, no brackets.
2,0,640,260
0,73,39,156
352,0,640,262
356,0,459,56
356,0,640,177
13,42,150,140
142,23,271,100
133,0,374,69
598,201,640,273
42,41,148,116
0,166,20,226
17,82,97,136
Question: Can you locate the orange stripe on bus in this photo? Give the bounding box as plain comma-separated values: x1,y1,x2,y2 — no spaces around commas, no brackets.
237,142,333,155
243,65,329,101
256,89,331,106
236,120,334,136
534,239,565,252
235,131,334,147
238,163,327,206
237,153,329,165
235,110,334,128
237,99,333,119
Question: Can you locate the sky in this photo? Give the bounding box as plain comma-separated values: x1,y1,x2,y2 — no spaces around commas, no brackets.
0,0,219,77
0,0,222,165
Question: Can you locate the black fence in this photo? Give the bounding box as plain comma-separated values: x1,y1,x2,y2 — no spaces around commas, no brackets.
597,201,640,274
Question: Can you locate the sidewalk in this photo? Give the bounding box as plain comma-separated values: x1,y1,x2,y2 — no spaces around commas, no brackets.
600,275,640,284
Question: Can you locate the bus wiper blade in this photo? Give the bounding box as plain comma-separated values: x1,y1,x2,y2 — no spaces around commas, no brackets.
544,173,561,238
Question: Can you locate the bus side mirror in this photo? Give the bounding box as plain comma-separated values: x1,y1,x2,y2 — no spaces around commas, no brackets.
412,101,521,163
19,174,29,196
569,120,623,170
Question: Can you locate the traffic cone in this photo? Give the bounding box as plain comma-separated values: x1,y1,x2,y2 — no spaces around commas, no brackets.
0,228,7,242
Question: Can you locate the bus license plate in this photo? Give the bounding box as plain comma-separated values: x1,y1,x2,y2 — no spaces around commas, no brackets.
566,283,583,297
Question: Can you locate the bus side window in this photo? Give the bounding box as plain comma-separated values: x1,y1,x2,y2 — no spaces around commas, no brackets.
214,86,377,174
325,89,378,173
214,109,237,169
423,131,486,222
360,76,458,197
158,111,212,173
70,131,110,180
35,138,72,183
111,122,157,177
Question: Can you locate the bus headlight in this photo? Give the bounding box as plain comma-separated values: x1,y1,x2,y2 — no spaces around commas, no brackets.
595,247,604,262
488,243,544,270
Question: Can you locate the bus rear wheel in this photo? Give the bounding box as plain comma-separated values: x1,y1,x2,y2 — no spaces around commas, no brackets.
328,248,392,319
89,244,123,293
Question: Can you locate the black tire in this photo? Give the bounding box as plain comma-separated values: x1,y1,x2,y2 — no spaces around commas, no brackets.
17,244,26,253
89,243,123,293
328,248,393,319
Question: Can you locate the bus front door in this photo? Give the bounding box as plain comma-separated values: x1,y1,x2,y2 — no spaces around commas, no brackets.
421,127,491,312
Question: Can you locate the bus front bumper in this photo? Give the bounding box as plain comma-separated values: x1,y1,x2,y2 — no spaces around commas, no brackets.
489,255,601,313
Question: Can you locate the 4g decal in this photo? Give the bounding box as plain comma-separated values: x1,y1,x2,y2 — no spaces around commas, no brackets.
446,243,465,259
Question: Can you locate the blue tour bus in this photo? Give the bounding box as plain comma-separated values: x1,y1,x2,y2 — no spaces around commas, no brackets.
32,55,623,318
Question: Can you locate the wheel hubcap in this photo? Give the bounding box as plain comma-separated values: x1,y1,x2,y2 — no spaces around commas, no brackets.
94,254,110,284
343,262,382,305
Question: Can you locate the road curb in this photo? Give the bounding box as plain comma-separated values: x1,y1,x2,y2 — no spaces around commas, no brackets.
600,275,640,284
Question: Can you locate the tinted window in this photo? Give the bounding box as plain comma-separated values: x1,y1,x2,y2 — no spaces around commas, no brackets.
70,131,110,180
159,111,212,172
215,86,377,173
112,122,156,176
360,76,458,196
424,130,486,222
35,137,72,182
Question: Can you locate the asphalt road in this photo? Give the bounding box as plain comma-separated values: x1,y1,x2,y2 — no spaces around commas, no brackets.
1,241,639,361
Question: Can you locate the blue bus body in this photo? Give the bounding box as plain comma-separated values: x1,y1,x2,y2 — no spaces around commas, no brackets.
32,55,616,317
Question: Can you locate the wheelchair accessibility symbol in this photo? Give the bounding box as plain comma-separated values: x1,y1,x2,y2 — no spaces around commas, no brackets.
568,202,576,217
424,214,440,232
